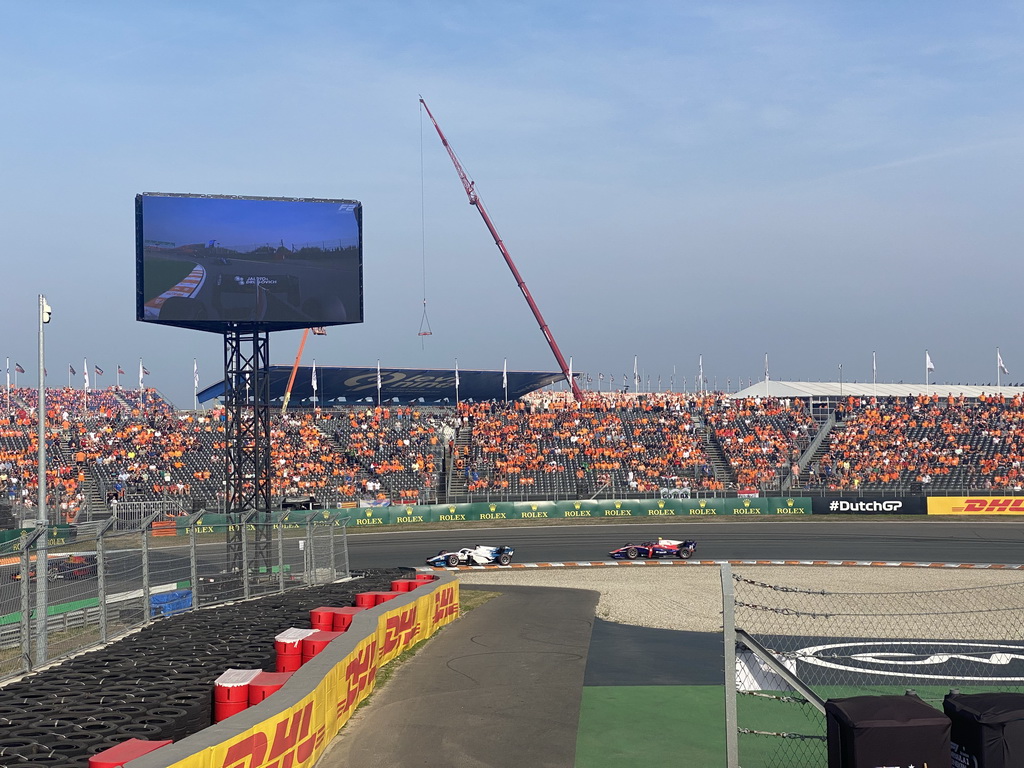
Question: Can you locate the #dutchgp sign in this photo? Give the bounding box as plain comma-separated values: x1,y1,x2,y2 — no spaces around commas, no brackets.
812,496,926,515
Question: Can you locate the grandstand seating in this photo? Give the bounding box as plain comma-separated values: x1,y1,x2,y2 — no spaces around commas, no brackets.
7,386,1024,525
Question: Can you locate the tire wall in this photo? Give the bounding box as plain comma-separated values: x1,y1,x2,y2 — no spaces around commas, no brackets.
124,573,460,768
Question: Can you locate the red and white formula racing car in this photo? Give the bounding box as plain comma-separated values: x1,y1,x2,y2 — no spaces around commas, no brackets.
609,537,696,560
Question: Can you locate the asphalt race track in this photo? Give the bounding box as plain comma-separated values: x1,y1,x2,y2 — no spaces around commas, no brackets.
346,519,1024,570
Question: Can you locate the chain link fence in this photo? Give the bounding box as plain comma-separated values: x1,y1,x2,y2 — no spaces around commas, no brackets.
0,511,351,682
722,564,1024,768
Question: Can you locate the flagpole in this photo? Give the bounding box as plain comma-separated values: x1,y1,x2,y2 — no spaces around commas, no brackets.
454,358,460,406
998,347,1002,388
193,358,198,410
376,360,382,406
925,350,930,391
872,351,877,401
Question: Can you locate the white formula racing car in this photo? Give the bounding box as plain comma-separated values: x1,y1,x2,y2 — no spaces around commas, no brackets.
426,545,515,568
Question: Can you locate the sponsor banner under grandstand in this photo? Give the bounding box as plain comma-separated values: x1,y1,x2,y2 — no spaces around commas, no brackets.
159,498,815,534
357,497,813,525
928,496,1024,515
811,496,926,516
0,525,77,549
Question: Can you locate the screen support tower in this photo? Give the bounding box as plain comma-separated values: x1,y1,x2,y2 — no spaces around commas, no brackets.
223,328,272,577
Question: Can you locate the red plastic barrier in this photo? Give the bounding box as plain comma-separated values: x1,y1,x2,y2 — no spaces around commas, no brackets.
354,592,379,608
374,591,403,605
301,630,345,664
391,579,418,592
275,628,317,672
213,669,261,722
415,573,438,583
310,607,339,630
89,738,173,767
329,606,367,631
248,671,294,705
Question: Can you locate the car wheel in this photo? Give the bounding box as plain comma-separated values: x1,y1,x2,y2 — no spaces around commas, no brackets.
497,553,512,566
445,554,460,568
678,547,694,560
625,546,638,560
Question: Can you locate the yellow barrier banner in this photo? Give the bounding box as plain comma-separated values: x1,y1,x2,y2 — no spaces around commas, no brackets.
165,579,460,768
928,496,1024,515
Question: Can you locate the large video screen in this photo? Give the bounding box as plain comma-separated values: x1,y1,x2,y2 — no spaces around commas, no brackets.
136,193,363,333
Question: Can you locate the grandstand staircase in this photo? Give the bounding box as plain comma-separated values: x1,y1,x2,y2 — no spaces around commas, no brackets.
445,424,473,501
697,418,735,487
784,414,841,491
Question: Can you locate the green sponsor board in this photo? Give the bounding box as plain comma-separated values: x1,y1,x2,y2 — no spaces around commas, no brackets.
0,525,77,549
722,496,811,516
158,497,813,534
350,506,392,527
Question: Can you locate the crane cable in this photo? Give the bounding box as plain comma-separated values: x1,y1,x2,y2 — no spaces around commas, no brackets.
418,101,433,345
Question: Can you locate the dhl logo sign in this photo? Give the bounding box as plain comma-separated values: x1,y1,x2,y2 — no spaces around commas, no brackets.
337,639,378,719
220,701,324,768
433,585,458,625
929,497,1024,515
380,606,421,660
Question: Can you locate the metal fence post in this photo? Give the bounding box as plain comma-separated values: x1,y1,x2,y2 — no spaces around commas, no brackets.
19,531,41,674
721,563,739,768
328,514,337,580
187,510,202,609
140,511,162,625
276,511,286,593
305,517,314,585
95,517,117,643
239,511,254,600
339,515,350,578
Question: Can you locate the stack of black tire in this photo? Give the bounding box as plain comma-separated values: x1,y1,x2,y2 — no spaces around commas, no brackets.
0,569,408,767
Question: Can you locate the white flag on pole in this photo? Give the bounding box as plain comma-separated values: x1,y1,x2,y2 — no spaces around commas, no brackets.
311,359,318,392
764,353,770,381
376,360,382,392
193,359,199,391
502,359,507,389
568,356,573,387
926,351,935,372
872,351,877,378
998,349,1009,375
454,359,460,388
84,358,90,389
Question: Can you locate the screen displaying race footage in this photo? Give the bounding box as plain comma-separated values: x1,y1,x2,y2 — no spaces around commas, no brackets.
136,193,363,333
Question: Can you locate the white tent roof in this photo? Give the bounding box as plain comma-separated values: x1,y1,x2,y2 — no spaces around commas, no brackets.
730,380,1024,400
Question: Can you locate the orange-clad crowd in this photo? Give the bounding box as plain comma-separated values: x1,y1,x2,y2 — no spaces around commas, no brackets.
8,385,1024,525
809,393,1024,491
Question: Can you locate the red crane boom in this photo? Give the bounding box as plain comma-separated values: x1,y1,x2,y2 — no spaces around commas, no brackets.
419,97,584,403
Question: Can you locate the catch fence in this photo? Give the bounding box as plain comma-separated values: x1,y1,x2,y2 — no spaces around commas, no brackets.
0,511,351,682
722,564,1024,767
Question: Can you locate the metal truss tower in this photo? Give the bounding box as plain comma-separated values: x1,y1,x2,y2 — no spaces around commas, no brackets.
223,329,272,574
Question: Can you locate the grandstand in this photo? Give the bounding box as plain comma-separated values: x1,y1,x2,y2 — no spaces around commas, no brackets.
6,380,1024,527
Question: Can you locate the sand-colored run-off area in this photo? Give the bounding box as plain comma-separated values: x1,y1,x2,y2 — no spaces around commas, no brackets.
457,566,1024,640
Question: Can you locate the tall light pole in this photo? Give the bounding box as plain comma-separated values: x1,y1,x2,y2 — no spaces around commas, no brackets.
36,294,52,664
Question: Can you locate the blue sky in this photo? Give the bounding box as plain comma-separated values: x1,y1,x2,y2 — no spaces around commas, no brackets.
2,2,1024,406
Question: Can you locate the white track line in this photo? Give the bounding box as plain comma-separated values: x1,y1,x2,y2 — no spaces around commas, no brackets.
419,559,1024,571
